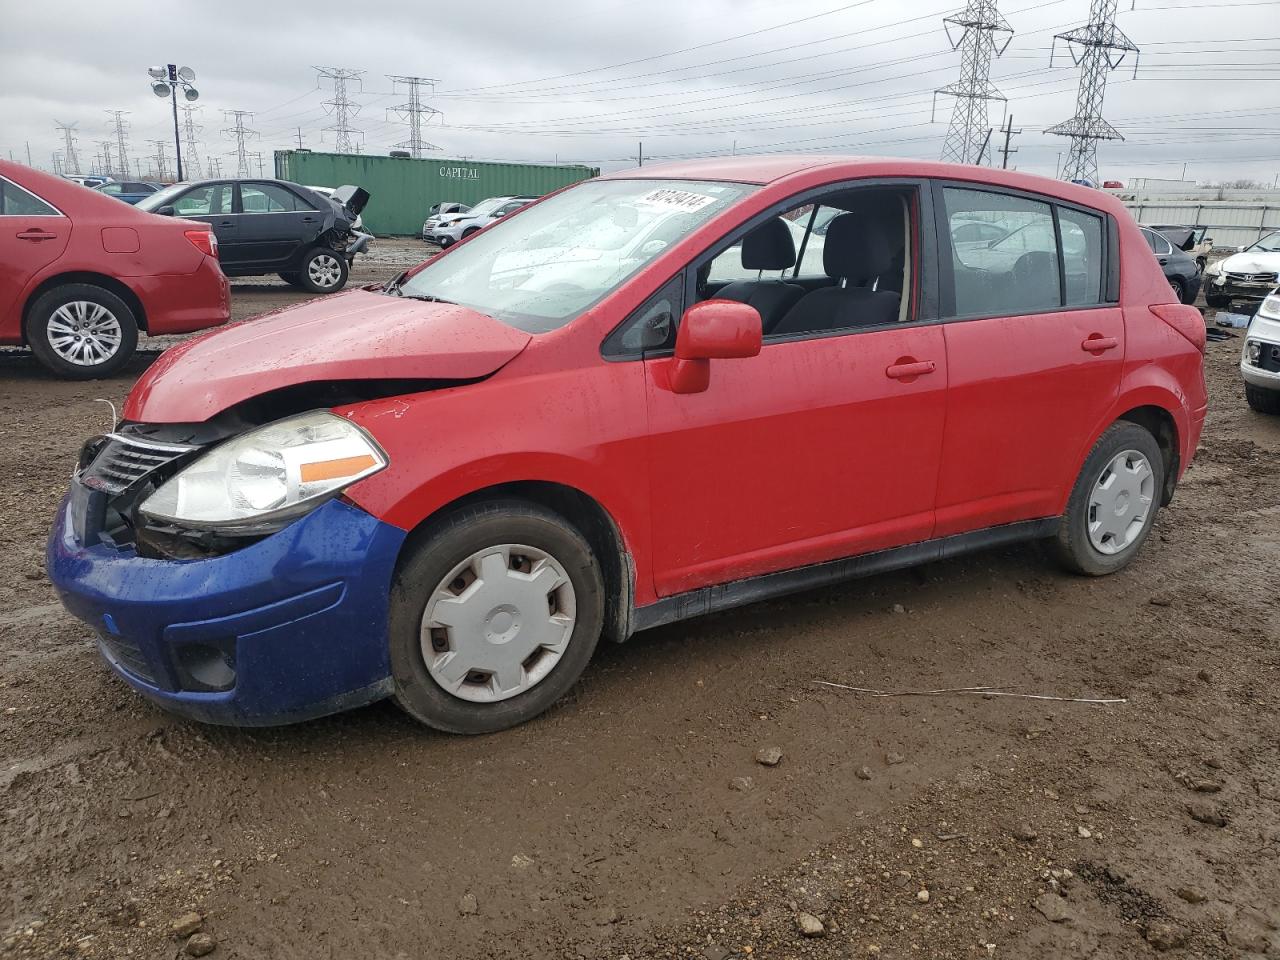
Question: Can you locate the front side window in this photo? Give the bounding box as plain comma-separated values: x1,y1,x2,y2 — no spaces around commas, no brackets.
398,179,755,333
174,184,232,216
98,182,124,196
944,187,1061,316
240,183,309,213
0,178,59,216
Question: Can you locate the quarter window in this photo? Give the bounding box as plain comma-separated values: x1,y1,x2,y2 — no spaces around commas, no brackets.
0,178,59,216
1059,208,1105,306
944,188,1061,316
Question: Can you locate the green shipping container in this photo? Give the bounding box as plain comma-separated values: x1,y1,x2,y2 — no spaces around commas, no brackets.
274,150,598,237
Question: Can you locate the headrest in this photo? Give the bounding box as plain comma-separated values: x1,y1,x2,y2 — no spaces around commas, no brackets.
822,213,893,282
740,217,797,271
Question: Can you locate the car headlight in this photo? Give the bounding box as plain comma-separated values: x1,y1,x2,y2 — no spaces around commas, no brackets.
1259,290,1280,320
140,410,387,533
1204,260,1223,277
1246,339,1263,364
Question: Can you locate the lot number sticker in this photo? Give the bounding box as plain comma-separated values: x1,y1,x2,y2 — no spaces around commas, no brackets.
637,188,718,212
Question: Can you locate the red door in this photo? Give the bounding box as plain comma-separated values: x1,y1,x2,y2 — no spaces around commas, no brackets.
933,181,1123,535
0,177,71,339
644,325,948,598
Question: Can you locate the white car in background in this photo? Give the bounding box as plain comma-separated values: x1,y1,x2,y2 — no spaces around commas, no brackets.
1205,231,1280,311
424,196,536,247
1241,287,1280,414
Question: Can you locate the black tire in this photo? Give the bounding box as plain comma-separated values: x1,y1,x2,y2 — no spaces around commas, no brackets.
389,500,605,734
297,248,349,294
25,283,138,380
1205,292,1231,310
1245,384,1280,415
278,271,304,289
1053,422,1165,577
1168,277,1186,304
461,227,480,241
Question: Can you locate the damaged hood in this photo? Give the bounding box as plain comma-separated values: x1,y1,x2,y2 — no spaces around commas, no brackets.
1218,250,1280,275
125,289,532,423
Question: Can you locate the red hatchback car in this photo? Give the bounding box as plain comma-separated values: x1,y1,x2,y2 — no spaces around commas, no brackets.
0,160,228,378
49,157,1207,733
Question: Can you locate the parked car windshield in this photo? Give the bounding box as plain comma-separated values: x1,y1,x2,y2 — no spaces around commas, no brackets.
1246,232,1280,253
463,198,507,218
398,178,755,332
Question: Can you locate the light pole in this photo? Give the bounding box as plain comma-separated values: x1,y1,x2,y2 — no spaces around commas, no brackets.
147,65,198,182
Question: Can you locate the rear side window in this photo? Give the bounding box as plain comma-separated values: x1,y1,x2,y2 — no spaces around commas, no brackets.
0,178,59,216
1141,228,1173,256
945,188,1059,315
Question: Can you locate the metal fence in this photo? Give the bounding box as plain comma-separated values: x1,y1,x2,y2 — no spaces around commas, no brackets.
1122,200,1280,250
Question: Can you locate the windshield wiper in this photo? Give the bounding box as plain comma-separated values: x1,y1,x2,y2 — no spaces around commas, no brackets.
402,294,457,305
383,271,408,296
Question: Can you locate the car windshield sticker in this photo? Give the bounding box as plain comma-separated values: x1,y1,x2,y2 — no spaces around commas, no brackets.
636,188,718,212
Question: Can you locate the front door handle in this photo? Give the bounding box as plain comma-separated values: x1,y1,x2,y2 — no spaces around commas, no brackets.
16,229,57,242
885,359,936,380
1081,335,1119,353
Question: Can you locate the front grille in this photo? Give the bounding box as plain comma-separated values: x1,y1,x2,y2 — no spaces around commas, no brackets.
1258,342,1280,374
1226,271,1278,284
80,434,195,496
97,632,156,685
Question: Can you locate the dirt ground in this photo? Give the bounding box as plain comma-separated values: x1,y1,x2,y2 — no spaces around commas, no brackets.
1,241,1277,960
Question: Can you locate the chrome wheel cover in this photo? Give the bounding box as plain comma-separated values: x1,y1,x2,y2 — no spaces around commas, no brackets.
47,301,122,366
1087,449,1156,555
421,544,576,703
307,253,343,289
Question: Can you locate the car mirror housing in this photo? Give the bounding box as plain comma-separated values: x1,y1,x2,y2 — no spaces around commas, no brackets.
156,205,176,217
669,299,762,394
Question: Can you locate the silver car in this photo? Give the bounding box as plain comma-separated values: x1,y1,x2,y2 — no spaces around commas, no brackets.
423,196,535,247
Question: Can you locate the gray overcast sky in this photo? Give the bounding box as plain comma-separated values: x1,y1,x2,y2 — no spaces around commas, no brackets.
2,0,1277,184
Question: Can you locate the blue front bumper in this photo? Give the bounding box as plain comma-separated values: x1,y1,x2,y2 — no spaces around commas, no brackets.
47,497,406,726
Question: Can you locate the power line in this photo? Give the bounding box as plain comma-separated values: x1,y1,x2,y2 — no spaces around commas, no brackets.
54,121,81,175
180,106,204,180
935,0,1014,165
387,76,443,157
107,110,130,180
1047,0,1139,183
221,110,259,177
315,66,365,153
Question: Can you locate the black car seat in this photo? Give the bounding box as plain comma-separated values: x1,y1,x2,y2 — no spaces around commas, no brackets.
773,211,901,336
715,218,805,334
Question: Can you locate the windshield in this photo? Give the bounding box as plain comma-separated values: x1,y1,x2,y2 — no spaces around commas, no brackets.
1248,232,1280,253
136,183,190,212
398,178,755,333
463,198,505,217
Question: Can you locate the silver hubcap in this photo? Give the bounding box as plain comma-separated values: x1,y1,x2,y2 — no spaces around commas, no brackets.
47,301,122,366
421,544,576,703
1087,449,1155,555
308,253,343,288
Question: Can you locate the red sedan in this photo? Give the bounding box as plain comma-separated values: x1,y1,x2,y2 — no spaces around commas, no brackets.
49,156,1207,733
0,160,228,378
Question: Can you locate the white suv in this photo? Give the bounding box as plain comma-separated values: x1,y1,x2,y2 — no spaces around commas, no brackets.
423,196,534,247
1241,287,1280,414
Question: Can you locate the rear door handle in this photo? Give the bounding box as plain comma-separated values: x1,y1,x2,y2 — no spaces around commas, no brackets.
1081,335,1119,353
885,360,936,380
16,229,57,242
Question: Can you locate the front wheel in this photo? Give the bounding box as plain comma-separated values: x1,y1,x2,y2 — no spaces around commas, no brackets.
1205,292,1231,310
460,227,479,241
25,283,138,380
389,500,605,734
1053,422,1165,576
298,248,349,294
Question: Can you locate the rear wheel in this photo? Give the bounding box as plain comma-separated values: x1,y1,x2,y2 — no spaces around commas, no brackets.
298,248,349,294
389,500,605,734
1245,384,1280,415
1168,277,1186,304
25,283,138,380
1053,422,1165,576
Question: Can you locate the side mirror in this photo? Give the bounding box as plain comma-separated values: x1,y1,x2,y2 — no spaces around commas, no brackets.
669,299,762,394
156,205,176,217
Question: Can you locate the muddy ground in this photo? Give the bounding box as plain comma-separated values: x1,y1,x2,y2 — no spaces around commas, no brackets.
1,241,1277,960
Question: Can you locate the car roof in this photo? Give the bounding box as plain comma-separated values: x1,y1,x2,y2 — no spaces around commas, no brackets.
598,154,1125,212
